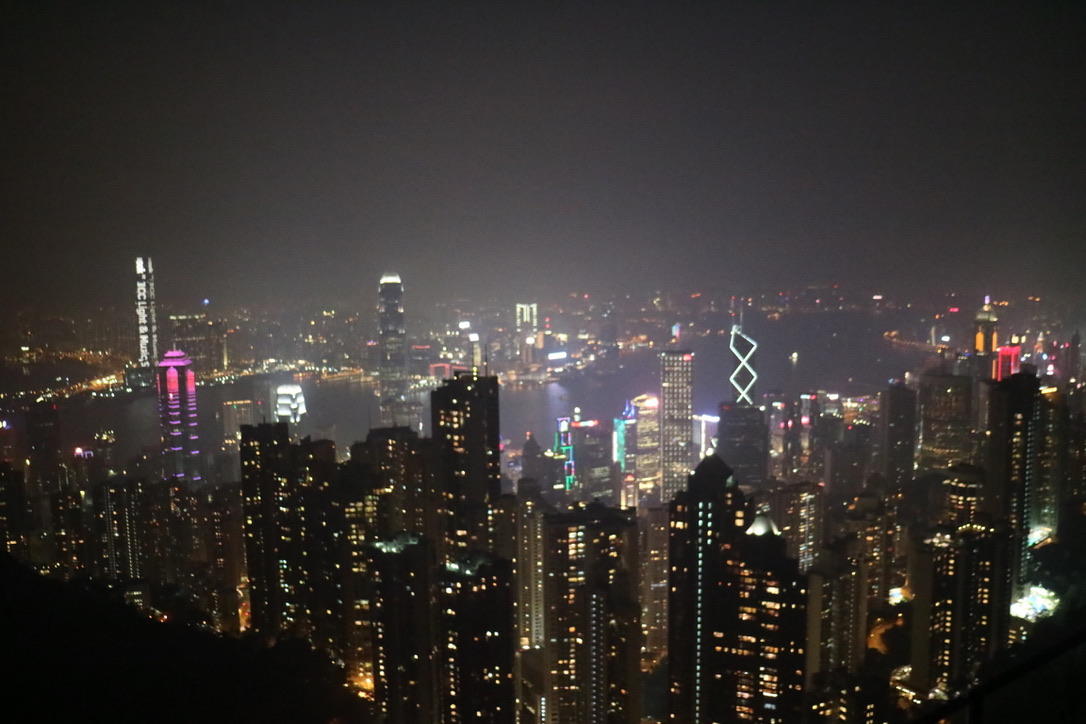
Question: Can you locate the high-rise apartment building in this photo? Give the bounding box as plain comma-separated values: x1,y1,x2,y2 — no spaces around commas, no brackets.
239,423,341,648
431,370,501,556
660,351,693,504
540,502,641,724
767,480,824,572
438,553,516,724
909,523,1012,695
368,534,438,724
668,454,750,721
984,370,1066,593
639,505,670,668
669,454,807,722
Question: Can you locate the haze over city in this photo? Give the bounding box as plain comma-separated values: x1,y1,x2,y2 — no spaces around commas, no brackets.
3,1,1083,315
3,3,1086,723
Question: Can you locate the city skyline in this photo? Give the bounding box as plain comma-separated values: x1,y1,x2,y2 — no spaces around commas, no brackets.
3,1,1083,317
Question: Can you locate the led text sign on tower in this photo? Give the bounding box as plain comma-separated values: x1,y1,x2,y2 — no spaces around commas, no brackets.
135,256,159,368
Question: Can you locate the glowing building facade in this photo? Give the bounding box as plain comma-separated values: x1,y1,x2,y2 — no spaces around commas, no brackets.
135,256,159,368
729,324,758,406
157,350,201,485
378,273,407,378
275,383,308,424
631,393,660,507
660,351,693,504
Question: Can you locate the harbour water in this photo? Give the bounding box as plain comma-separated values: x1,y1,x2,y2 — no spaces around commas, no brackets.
60,309,935,475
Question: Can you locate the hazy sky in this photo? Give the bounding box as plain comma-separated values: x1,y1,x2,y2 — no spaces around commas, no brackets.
2,1,1083,315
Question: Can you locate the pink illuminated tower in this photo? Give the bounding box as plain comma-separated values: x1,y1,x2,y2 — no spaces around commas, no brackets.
157,349,202,485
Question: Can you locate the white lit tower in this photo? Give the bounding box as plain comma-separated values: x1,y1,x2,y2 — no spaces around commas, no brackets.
660,351,694,504
377,273,411,427
515,302,540,364
135,256,159,367
129,256,161,388
728,306,758,407
378,273,407,379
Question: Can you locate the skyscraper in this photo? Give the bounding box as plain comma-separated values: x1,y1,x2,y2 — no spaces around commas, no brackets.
135,256,159,369
515,302,540,364
541,502,641,723
378,272,407,378
660,351,693,504
880,380,917,491
377,273,410,427
240,424,341,646
438,553,516,724
157,350,202,486
240,422,293,635
909,523,1012,695
729,323,758,406
918,367,977,471
670,456,806,722
668,454,748,721
431,370,501,556
767,480,824,572
974,296,999,355
984,370,1065,594
630,393,660,508
717,402,769,489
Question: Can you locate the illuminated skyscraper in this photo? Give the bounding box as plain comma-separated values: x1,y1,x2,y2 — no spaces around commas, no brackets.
541,502,641,723
135,256,159,368
240,424,341,648
274,383,307,424
431,370,501,556
909,523,1012,695
729,324,758,406
917,366,977,470
157,350,202,485
984,370,1066,595
974,296,999,355
630,393,660,507
378,273,406,377
240,422,293,635
767,480,824,572
672,453,814,723
378,273,410,426
660,351,693,504
639,505,670,667
516,302,541,364
438,553,516,724
669,454,746,720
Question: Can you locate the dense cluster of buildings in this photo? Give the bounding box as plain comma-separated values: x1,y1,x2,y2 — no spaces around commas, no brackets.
2,260,1086,722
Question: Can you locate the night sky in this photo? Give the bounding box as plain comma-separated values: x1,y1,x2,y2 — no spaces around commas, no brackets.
2,1,1083,315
